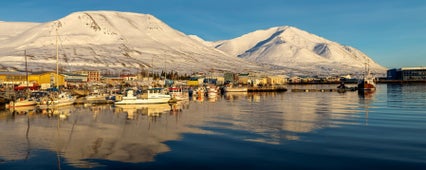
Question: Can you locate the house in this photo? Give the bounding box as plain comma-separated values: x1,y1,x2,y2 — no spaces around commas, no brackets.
120,74,138,81
267,75,288,85
72,70,101,82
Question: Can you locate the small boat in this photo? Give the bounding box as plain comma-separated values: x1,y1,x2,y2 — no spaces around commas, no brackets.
207,86,219,98
115,89,171,105
38,92,76,108
357,63,376,92
168,87,189,101
6,98,37,109
336,82,357,93
83,90,112,104
224,85,248,92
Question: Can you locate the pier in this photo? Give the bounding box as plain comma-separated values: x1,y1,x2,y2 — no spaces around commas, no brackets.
248,86,288,92
291,87,357,93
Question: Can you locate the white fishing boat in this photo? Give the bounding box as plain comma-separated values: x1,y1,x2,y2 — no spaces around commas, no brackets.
115,89,171,105
37,27,76,108
39,92,76,108
6,51,38,109
83,89,111,104
6,98,37,109
168,87,189,101
224,85,248,92
207,86,219,98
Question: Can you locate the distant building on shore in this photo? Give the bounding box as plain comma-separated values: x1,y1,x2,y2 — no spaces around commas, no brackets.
387,67,426,81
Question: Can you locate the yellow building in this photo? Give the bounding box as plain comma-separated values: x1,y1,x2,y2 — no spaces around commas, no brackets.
187,77,201,86
0,72,28,84
33,72,66,88
267,75,288,85
0,72,65,88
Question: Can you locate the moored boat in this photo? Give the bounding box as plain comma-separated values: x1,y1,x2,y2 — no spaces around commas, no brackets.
168,87,189,101
224,85,248,92
6,98,37,109
115,89,171,105
357,63,376,92
38,92,76,108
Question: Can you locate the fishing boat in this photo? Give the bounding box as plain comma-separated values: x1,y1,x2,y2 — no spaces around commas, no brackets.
168,87,189,101
38,92,76,108
6,98,37,109
6,51,38,109
357,62,376,92
224,85,248,92
115,89,171,105
82,89,112,104
207,86,219,98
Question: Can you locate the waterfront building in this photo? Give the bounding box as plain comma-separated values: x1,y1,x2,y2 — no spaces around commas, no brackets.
237,73,250,85
224,72,234,84
187,77,202,86
102,76,125,85
120,74,138,81
0,71,27,85
72,70,101,82
267,75,288,85
65,74,88,83
0,71,65,89
387,67,426,81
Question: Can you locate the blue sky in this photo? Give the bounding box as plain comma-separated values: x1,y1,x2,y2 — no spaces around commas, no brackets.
1,0,425,68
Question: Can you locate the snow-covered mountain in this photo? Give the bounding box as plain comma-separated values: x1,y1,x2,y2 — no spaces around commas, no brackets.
0,11,261,74
214,26,387,75
0,11,386,76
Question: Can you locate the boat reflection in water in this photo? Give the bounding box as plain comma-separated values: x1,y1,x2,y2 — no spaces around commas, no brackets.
0,85,394,169
0,100,206,168
114,103,171,119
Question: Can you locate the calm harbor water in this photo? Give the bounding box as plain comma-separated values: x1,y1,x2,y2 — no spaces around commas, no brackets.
0,84,425,169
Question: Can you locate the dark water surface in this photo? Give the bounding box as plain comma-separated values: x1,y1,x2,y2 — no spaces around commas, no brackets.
0,84,425,169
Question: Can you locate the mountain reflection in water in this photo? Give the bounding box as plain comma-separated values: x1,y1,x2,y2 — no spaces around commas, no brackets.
4,84,421,169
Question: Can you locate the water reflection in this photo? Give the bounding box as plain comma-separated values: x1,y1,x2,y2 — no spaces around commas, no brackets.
194,88,363,143
0,101,207,168
0,87,381,168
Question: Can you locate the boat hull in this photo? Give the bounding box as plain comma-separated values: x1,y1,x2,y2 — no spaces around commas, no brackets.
115,98,170,105
357,79,376,92
6,100,37,109
224,87,248,92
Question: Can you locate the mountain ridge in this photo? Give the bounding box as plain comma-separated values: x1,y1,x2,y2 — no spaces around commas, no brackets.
0,11,386,76
213,26,386,75
0,11,261,74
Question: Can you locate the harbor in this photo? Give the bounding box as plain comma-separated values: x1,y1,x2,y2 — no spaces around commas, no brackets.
1,84,425,169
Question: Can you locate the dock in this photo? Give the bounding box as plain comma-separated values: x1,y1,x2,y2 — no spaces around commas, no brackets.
291,89,337,92
248,86,288,92
291,87,357,92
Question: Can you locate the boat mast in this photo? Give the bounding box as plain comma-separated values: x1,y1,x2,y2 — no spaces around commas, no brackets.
56,28,59,89
25,50,30,97
25,50,29,88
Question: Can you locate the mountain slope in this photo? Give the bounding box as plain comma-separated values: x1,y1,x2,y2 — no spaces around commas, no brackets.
0,11,261,74
214,26,387,75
